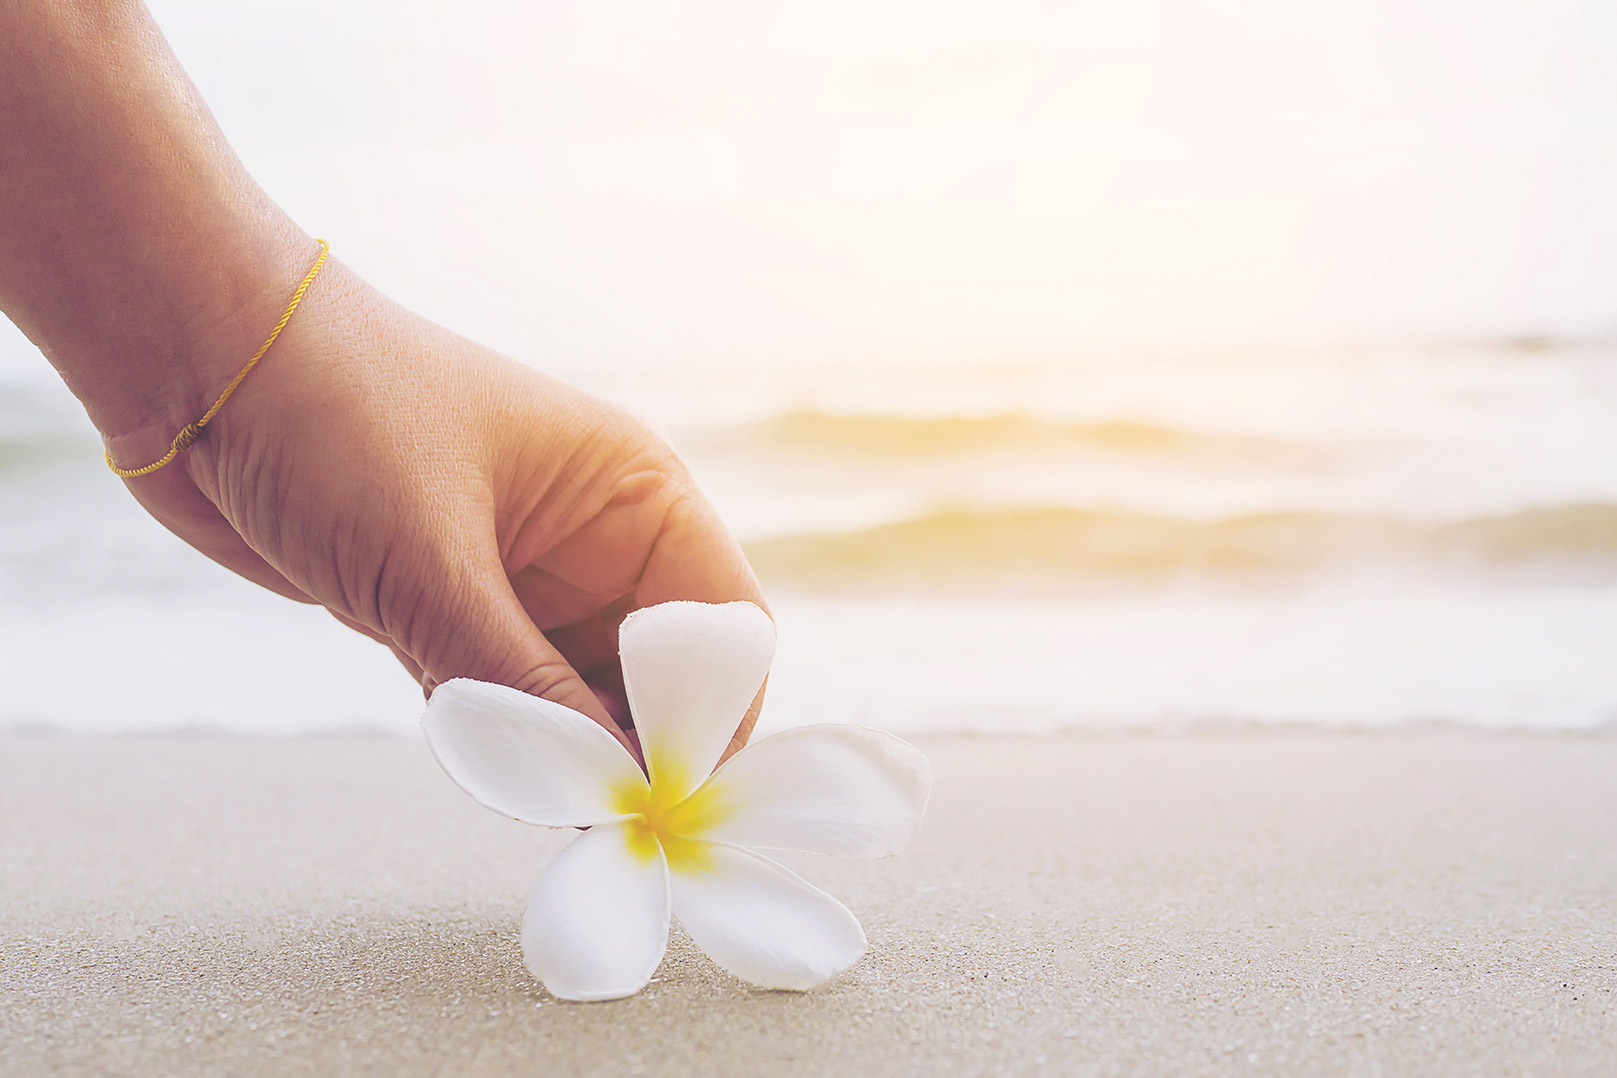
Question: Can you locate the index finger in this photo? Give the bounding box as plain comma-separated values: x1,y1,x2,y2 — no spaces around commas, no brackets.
631,486,772,760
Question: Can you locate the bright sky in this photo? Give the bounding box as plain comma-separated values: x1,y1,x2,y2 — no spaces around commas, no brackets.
5,0,1617,376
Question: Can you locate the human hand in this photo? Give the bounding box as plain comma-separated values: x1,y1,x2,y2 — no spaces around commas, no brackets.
1,2,765,757
103,250,768,757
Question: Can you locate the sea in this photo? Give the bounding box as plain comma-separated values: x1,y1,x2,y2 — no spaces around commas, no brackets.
3,340,1616,737
3,0,1616,737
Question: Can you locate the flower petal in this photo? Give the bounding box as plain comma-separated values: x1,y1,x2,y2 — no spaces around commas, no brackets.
620,600,776,803
688,724,932,858
422,678,646,827
670,843,866,990
521,821,671,1001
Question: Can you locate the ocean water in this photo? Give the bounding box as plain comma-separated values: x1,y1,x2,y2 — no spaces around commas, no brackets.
4,0,1617,735
3,341,1616,736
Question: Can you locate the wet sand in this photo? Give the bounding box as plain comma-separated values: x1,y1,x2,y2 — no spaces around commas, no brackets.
3,731,1615,1076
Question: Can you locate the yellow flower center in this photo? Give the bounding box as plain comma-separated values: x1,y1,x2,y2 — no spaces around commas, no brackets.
613,767,727,874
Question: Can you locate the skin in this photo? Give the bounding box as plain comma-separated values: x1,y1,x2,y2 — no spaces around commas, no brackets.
0,0,768,759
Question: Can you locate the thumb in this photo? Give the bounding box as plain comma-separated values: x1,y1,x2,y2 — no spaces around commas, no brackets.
415,572,631,753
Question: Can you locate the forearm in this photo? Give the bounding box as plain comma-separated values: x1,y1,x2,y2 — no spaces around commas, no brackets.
0,0,309,441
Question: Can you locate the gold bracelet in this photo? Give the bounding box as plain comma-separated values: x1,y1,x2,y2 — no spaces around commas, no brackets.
105,238,331,478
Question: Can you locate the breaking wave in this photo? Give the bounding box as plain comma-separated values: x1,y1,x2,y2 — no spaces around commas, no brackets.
715,409,1313,460
743,503,1617,588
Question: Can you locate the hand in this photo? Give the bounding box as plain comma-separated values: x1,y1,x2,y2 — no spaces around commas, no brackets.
105,251,768,756
1,1,767,756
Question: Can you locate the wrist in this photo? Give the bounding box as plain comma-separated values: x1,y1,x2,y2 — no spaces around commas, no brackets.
0,0,318,453
87,217,319,466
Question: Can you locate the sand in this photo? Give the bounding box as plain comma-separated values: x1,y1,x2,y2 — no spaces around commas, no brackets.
2,731,1615,1077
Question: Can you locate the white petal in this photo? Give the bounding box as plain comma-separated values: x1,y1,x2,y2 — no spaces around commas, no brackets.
422,678,646,827
692,724,932,858
620,600,776,803
671,843,866,990
521,821,671,1001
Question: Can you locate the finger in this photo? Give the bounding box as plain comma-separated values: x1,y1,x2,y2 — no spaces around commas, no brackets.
542,614,621,682
539,614,632,730
633,486,768,613
634,486,773,761
413,563,634,756
509,559,645,734
508,564,619,631
583,658,631,733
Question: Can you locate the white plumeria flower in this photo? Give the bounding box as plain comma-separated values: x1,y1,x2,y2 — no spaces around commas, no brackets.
421,600,932,1001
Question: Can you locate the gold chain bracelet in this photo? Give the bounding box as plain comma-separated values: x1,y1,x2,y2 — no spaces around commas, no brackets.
105,238,331,478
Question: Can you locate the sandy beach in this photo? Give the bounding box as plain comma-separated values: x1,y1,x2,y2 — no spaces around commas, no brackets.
1,732,1613,1076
